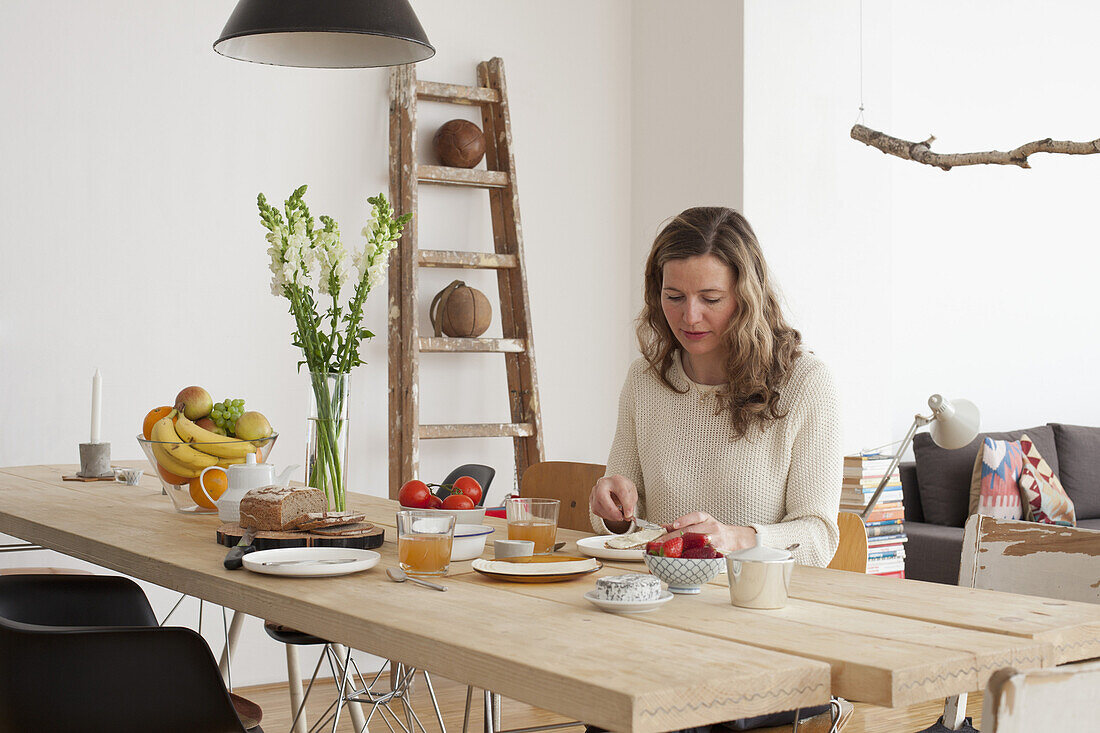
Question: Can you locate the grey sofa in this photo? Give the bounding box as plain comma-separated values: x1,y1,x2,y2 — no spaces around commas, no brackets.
901,423,1100,585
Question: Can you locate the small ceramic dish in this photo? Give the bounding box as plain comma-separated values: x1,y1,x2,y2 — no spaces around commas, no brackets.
643,554,725,594
584,589,674,614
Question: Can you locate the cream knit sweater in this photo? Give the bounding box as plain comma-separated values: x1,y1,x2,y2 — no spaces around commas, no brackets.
592,350,842,567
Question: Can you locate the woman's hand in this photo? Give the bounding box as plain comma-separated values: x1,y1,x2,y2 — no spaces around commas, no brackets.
590,475,639,533
664,511,757,553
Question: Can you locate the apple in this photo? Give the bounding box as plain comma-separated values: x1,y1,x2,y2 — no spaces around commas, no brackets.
196,416,226,436
175,386,213,420
235,410,273,440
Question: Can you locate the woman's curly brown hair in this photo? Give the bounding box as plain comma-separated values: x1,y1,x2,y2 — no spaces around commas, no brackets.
638,206,802,439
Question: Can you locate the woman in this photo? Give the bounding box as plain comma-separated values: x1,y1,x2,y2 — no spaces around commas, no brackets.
589,206,842,567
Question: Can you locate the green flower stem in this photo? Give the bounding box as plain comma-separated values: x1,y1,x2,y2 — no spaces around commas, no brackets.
307,371,348,511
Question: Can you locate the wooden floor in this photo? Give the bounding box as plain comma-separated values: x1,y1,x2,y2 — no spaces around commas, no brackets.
238,671,983,732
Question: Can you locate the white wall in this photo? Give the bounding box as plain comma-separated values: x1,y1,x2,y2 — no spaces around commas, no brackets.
631,0,745,320
0,0,633,686
743,0,1100,455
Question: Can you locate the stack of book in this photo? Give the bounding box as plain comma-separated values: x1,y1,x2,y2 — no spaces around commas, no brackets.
842,453,907,578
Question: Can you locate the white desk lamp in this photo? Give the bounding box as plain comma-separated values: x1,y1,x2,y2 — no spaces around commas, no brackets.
861,394,980,519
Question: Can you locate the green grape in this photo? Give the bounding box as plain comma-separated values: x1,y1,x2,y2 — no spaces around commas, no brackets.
211,397,246,435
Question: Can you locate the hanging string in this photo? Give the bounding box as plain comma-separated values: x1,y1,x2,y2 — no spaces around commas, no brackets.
854,0,866,125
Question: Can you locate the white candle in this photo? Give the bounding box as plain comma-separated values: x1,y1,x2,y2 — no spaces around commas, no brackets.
90,369,102,444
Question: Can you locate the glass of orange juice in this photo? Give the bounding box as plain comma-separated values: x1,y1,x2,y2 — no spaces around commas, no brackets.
505,498,560,555
397,510,455,577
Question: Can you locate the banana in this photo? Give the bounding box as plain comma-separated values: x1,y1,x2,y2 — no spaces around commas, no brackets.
151,442,203,479
173,412,258,460
217,455,254,468
150,414,218,477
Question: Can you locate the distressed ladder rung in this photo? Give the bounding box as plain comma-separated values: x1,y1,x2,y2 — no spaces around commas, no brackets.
418,250,518,269
419,423,535,439
418,165,509,188
416,80,501,105
419,338,526,353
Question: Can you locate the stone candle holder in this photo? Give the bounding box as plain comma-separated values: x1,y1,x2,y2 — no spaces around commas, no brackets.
78,442,112,478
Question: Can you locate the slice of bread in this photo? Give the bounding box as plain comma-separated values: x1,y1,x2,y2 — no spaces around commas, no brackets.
291,512,366,531
604,527,666,550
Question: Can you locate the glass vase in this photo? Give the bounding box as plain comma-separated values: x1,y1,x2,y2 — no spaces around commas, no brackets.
306,371,350,511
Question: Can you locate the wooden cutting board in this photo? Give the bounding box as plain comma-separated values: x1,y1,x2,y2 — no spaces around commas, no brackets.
216,522,385,550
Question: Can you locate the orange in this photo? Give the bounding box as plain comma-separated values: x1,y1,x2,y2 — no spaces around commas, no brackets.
143,406,174,440
190,469,228,510
157,464,189,486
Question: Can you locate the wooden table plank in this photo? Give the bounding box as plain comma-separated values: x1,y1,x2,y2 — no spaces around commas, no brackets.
787,566,1100,664
0,466,830,732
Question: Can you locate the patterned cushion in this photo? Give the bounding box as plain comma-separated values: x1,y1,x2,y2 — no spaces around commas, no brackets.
1019,434,1076,526
913,426,1058,528
968,438,1024,520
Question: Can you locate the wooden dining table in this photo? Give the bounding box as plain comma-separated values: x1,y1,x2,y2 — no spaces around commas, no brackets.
3,463,1100,732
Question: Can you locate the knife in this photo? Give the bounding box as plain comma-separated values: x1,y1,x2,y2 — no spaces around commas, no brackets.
260,557,360,567
224,528,257,570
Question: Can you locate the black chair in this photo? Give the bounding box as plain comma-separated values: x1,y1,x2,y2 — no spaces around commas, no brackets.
0,574,261,733
434,463,496,506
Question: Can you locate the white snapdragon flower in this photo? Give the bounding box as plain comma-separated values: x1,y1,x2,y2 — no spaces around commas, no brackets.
366,239,397,291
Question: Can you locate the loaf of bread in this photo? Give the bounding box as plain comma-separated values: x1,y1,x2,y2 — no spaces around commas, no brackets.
238,486,326,531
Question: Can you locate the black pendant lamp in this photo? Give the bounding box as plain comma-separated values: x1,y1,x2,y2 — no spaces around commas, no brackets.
214,0,435,69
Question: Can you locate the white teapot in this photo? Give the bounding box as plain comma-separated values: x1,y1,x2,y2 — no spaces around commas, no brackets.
198,454,298,523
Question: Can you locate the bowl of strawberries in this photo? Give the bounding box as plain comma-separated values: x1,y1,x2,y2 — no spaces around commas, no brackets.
643,532,725,594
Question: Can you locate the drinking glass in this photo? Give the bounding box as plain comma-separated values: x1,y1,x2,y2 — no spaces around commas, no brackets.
397,510,456,577
505,498,560,555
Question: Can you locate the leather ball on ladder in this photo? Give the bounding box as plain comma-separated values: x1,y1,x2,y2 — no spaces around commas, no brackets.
430,280,493,338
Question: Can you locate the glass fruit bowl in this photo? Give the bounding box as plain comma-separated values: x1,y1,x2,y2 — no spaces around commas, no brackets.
136,433,278,514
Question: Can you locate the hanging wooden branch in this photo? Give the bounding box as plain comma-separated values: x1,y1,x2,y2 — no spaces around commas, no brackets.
851,124,1100,171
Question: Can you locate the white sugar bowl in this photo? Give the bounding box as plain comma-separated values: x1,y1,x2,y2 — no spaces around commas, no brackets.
725,537,795,610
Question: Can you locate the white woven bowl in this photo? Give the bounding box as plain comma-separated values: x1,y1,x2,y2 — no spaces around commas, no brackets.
644,554,725,594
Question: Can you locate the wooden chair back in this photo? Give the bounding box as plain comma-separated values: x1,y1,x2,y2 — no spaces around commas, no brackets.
827,511,868,573
982,659,1100,732
958,514,1100,603
520,461,606,532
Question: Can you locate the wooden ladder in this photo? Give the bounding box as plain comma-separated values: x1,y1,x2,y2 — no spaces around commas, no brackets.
387,57,545,500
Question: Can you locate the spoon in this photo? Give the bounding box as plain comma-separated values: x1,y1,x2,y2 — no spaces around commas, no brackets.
386,567,448,591
551,542,566,552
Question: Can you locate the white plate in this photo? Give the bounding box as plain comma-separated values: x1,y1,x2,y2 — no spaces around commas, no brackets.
471,556,601,579
584,589,674,614
242,547,381,577
575,535,646,562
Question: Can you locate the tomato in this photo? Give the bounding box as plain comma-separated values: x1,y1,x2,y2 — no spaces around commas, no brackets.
398,480,432,508
453,475,482,506
429,494,443,509
441,493,475,510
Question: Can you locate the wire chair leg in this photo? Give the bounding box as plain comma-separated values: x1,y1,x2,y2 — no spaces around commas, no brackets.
422,670,447,733
462,686,474,733
159,593,187,626
331,646,355,732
